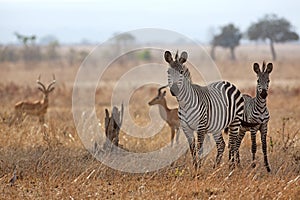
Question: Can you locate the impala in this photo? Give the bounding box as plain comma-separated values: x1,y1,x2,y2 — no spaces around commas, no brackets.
148,85,180,147
9,75,56,126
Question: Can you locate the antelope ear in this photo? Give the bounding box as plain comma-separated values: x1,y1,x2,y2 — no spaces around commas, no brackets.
164,51,173,63
266,63,273,74
162,91,166,96
179,51,188,64
253,63,260,74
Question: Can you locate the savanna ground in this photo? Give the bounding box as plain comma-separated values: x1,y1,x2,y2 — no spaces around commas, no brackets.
0,44,299,199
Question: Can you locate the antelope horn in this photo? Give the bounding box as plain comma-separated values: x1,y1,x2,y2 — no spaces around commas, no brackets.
47,74,56,91
36,75,46,91
158,85,168,94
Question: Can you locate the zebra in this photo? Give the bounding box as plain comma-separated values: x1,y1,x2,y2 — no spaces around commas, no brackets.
164,50,244,169
235,61,273,172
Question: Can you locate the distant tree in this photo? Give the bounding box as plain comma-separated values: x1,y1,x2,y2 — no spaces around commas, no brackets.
14,32,41,62
211,23,242,60
80,38,92,45
14,32,36,46
114,32,135,47
247,14,299,60
137,49,151,61
46,40,60,61
39,35,58,45
112,32,135,64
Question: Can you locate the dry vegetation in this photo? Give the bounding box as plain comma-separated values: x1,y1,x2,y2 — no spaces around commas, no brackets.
0,44,299,199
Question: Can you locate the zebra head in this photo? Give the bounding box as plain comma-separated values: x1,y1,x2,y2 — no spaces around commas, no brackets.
253,61,273,99
164,51,190,96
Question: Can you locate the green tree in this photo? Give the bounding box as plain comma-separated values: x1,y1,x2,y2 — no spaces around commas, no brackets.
14,32,41,62
247,14,299,60
211,23,242,60
14,32,36,46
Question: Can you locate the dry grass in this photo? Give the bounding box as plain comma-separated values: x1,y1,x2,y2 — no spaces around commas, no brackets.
0,44,299,199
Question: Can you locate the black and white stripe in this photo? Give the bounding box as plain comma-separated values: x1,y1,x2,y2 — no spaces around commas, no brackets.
164,51,244,169
236,61,273,172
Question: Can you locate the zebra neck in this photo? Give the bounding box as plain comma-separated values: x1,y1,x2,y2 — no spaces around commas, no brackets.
255,91,267,110
176,80,200,108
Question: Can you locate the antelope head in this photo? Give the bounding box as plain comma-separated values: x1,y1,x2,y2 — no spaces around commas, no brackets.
36,74,56,98
148,85,168,106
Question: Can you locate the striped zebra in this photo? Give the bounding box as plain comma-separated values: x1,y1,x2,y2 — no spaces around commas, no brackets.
164,50,244,169
235,62,273,172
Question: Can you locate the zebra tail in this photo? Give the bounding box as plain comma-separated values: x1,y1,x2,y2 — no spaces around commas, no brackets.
224,127,229,134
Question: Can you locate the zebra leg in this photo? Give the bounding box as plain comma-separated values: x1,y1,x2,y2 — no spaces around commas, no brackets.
236,127,246,164
212,132,225,166
250,129,257,163
181,125,196,168
228,122,240,167
260,123,271,172
196,130,205,169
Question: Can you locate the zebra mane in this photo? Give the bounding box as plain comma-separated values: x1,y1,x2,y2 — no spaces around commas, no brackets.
175,51,179,60
262,61,266,72
182,65,192,82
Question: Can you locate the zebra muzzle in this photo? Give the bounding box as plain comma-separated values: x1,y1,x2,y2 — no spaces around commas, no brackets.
170,84,179,96
260,89,268,99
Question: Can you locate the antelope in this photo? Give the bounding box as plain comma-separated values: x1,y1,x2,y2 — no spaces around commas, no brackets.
9,75,56,126
148,85,180,147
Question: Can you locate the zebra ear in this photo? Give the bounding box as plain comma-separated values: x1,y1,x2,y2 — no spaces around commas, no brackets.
253,63,260,74
179,51,188,64
266,63,273,74
164,51,173,63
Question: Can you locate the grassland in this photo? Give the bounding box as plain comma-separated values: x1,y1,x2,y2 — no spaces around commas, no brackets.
0,44,299,199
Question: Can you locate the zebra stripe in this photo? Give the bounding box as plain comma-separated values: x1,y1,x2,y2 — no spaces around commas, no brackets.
236,61,273,172
164,51,244,169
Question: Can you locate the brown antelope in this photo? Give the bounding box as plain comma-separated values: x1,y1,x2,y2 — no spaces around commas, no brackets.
9,75,56,126
148,85,180,147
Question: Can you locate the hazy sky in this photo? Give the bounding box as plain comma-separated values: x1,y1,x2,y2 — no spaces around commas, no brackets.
1,0,299,44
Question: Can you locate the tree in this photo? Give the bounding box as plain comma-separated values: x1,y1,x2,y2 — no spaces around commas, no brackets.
39,35,58,45
114,32,135,47
112,32,135,64
247,14,299,60
14,32,41,62
211,23,242,60
14,32,36,46
46,40,60,61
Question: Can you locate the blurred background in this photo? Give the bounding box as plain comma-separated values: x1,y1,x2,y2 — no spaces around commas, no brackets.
0,0,299,84
1,0,299,44
1,0,299,62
